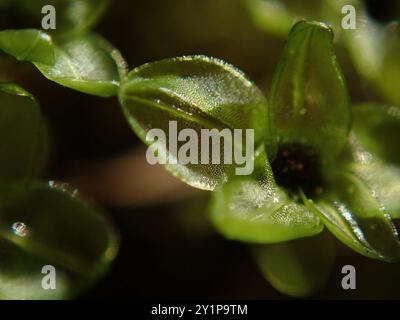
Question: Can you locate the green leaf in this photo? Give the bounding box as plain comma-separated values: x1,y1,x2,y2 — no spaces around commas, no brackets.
252,231,335,297
269,21,350,160
0,181,119,299
0,29,54,65
118,55,270,190
346,143,400,221
0,83,48,182
347,155,400,220
0,29,128,97
210,150,323,243
350,105,400,217
303,149,400,262
344,133,400,218
0,0,109,37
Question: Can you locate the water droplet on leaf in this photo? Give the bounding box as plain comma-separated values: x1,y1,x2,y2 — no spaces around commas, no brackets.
48,180,79,197
12,222,30,237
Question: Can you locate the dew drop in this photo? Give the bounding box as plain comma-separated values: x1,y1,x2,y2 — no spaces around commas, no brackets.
48,180,79,197
12,222,30,237
244,80,252,88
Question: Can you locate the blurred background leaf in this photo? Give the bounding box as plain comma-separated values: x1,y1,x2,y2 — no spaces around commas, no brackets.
0,0,109,37
0,83,48,182
243,0,359,38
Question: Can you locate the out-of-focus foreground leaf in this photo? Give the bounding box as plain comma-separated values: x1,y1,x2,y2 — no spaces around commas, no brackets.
253,231,335,297
0,181,119,299
0,29,127,97
119,55,270,190
0,83,47,182
269,21,350,161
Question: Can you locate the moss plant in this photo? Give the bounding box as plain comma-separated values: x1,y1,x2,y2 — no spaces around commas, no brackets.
0,0,400,298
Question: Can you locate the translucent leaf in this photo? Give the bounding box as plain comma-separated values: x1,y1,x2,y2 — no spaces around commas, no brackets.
0,0,109,37
0,29,54,65
269,21,350,160
343,133,400,219
253,231,335,297
303,158,400,262
118,55,270,190
210,150,323,243
350,105,400,217
0,29,128,97
0,181,119,299
348,157,400,221
0,83,47,182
